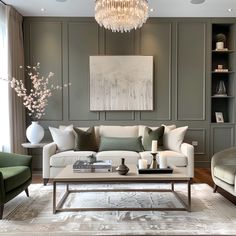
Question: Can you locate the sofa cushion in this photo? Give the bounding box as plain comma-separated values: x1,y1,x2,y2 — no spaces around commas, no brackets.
163,126,188,152
99,136,143,152
0,166,31,192
74,127,98,152
143,126,165,150
99,125,138,138
97,151,140,166
49,126,75,152
214,165,236,185
50,151,97,167
140,151,187,167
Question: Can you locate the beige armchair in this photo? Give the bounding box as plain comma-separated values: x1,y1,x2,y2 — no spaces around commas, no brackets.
211,147,236,196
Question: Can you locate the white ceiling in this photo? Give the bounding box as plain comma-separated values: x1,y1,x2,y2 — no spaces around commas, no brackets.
2,0,236,17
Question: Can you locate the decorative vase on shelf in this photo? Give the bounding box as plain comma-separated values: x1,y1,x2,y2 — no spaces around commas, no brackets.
26,121,44,144
215,80,227,96
116,158,129,175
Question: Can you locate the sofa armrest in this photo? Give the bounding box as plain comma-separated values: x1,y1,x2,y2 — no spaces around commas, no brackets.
180,143,194,178
0,152,32,168
43,142,57,179
0,171,5,203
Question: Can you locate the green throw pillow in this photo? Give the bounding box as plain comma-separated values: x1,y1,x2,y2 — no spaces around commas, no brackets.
73,127,98,152
99,136,143,152
143,126,165,151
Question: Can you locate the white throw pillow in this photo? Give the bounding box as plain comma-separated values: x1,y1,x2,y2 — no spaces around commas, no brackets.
49,126,75,152
163,126,188,152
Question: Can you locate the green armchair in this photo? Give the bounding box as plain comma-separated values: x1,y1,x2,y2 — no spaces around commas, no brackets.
0,152,32,219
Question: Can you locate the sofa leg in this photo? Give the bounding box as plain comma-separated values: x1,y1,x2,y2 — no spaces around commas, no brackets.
213,184,218,193
0,204,4,220
43,178,49,186
25,188,29,197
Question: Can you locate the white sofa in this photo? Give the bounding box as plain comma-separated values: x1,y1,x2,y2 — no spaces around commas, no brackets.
43,125,194,185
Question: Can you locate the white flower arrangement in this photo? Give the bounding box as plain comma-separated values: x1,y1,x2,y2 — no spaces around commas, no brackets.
2,62,71,120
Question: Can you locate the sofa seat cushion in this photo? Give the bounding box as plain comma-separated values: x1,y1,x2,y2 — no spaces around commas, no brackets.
0,166,31,193
97,151,140,166
214,165,236,185
50,151,96,167
140,151,187,167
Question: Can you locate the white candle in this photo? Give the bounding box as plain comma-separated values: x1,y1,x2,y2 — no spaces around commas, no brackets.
159,155,167,169
151,140,158,153
138,159,147,169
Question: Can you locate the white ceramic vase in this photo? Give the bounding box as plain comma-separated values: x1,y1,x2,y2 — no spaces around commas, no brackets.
26,121,44,144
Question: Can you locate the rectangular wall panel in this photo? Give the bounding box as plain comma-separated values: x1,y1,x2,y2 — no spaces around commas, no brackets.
105,31,135,120
29,22,63,121
140,22,172,121
211,125,234,155
177,22,206,120
68,22,99,121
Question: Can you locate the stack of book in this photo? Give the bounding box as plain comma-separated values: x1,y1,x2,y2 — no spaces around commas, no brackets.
73,160,112,173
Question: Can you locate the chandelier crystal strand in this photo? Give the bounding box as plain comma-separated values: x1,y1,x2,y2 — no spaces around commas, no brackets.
95,0,149,33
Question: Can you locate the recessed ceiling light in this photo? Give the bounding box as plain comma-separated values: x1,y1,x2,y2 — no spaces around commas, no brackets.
150,8,154,12
56,0,67,2
190,0,205,4
228,8,233,12
41,8,46,12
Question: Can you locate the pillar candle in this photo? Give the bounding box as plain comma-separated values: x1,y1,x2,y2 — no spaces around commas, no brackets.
151,140,158,153
159,155,167,169
138,159,148,169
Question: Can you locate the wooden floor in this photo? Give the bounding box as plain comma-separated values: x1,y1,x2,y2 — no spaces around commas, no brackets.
32,168,236,205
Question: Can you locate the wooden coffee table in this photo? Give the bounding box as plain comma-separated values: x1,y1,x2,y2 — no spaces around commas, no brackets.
53,164,191,213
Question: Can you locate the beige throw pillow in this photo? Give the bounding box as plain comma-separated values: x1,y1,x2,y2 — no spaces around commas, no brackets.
49,126,75,152
163,126,188,152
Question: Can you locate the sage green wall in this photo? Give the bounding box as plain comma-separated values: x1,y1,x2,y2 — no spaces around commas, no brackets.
23,17,236,169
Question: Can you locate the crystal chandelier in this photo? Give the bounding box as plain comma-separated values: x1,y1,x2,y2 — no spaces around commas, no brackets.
95,0,149,33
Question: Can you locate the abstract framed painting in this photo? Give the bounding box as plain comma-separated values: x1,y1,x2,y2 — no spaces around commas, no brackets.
89,56,153,111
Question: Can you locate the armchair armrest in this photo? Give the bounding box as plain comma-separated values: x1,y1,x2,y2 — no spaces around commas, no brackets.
180,142,194,178
211,147,236,179
43,142,57,179
0,152,32,168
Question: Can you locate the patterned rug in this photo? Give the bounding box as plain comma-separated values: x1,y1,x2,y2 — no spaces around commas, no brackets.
0,183,236,235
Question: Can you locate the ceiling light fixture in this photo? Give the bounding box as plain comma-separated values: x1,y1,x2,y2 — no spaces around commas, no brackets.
150,8,154,12
190,0,205,4
228,8,233,12
95,0,149,33
41,8,46,12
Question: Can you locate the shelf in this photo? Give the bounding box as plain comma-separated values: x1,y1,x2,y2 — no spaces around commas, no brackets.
212,95,234,98
212,50,234,53
212,71,234,74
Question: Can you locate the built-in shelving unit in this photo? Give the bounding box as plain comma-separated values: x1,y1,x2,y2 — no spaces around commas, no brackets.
211,24,235,123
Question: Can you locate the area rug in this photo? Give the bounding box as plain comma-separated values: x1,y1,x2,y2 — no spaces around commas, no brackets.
0,183,236,235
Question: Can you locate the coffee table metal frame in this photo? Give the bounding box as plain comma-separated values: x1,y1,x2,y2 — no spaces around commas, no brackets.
53,165,192,213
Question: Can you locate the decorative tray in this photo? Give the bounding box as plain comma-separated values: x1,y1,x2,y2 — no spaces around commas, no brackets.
138,166,173,174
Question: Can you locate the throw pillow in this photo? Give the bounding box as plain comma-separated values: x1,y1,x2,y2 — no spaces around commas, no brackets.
99,136,143,152
49,126,75,152
163,126,188,152
143,126,165,151
73,127,98,152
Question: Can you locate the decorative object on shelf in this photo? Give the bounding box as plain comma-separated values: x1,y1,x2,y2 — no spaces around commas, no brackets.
215,112,224,123
150,153,158,169
94,0,149,33
214,65,229,72
87,154,97,164
151,140,158,153
138,159,148,169
0,62,71,144
215,80,227,96
26,121,45,144
215,33,227,50
116,158,129,175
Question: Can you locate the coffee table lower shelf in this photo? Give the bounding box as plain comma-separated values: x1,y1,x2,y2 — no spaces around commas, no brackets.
52,180,191,213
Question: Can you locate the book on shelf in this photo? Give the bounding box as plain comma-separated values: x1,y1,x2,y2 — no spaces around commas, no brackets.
73,160,112,173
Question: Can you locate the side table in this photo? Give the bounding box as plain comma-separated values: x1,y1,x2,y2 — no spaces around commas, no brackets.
21,142,49,171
